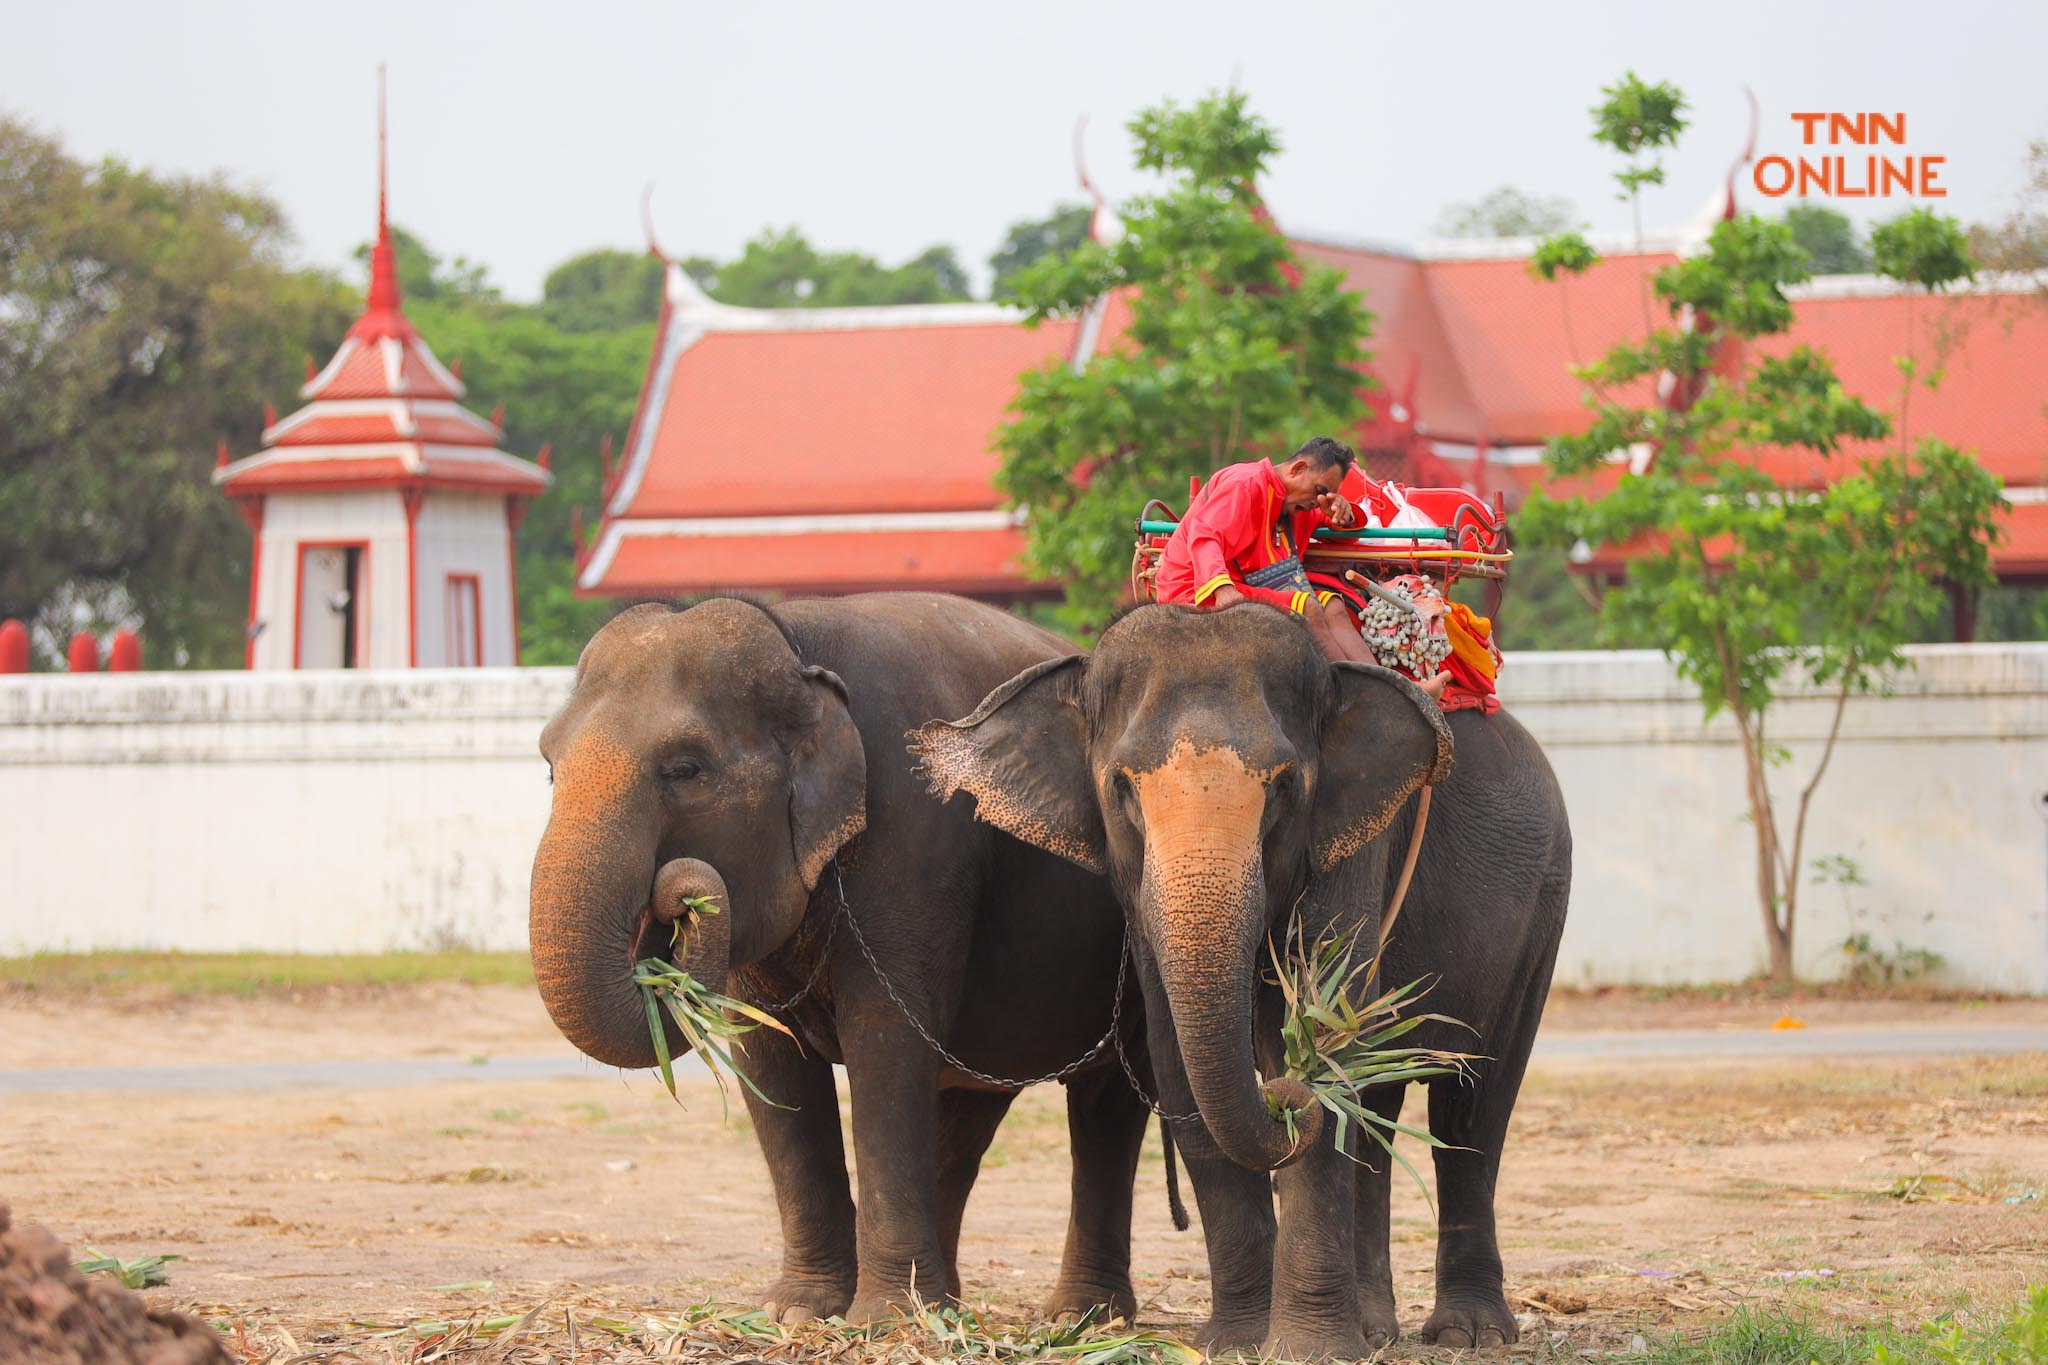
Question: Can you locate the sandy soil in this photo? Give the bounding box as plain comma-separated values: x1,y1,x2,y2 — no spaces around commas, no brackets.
1,985,2042,1360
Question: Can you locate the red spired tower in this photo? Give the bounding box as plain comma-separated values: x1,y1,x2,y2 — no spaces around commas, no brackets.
214,70,550,669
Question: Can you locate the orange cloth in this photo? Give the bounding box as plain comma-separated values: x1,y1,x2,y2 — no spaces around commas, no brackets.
1440,603,1502,714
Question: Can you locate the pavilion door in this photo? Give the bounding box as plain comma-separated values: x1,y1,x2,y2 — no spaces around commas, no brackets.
298,543,366,669
445,574,481,666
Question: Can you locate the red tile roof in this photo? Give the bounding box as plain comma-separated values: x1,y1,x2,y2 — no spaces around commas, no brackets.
593,519,1029,598
623,320,1084,519
581,236,2048,599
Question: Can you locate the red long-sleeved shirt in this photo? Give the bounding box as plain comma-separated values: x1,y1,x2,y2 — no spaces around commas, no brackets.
1154,460,1333,613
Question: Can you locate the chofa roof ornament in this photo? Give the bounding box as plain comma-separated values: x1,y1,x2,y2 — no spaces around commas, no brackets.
1074,117,1126,247
642,182,719,313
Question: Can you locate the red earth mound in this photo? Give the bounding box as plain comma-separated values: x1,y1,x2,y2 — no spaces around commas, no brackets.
0,1204,232,1364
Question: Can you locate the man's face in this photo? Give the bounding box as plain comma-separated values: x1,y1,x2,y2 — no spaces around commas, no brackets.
1277,457,1344,512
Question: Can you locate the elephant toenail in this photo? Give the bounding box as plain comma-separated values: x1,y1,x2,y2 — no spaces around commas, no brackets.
1481,1326,1507,1346
1438,1327,1473,1348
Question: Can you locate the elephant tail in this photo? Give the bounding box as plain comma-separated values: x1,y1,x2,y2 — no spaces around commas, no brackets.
1160,1117,1190,1232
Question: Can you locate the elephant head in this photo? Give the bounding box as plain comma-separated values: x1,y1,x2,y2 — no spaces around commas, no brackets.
912,604,1448,1171
532,599,866,1069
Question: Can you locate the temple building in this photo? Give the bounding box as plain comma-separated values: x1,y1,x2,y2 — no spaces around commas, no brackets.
215,85,550,669
577,175,2047,621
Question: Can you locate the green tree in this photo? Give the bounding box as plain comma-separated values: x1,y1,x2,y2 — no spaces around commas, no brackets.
1967,138,2048,274
994,91,1374,629
1433,186,1575,239
683,228,971,308
0,116,356,667
541,248,664,332
1526,89,2005,984
988,204,1094,299
1781,204,1872,275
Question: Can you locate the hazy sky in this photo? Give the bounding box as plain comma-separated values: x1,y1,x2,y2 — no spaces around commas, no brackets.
5,0,2042,301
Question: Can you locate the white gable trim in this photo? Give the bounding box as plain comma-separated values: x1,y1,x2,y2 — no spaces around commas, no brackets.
300,336,362,399
606,319,708,517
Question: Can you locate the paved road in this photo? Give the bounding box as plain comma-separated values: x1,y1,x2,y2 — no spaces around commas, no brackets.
1532,1024,2046,1061
1,1025,2040,1094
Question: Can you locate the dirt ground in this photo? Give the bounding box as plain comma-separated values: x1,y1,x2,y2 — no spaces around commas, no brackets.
3,984,2043,1360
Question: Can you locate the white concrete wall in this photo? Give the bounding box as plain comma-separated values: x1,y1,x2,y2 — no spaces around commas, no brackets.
1,646,2043,990
1511,645,2048,993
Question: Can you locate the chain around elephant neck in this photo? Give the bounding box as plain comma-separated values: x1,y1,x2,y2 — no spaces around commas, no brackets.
832,863,1123,1091
1108,953,1201,1124
748,884,842,1015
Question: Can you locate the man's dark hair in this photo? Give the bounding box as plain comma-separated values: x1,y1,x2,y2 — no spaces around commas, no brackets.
1293,435,1356,477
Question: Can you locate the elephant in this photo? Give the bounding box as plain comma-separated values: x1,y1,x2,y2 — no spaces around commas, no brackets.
912,600,1571,1356
530,594,1152,1324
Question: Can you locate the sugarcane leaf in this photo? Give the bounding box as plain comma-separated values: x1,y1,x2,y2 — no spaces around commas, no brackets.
642,981,676,1099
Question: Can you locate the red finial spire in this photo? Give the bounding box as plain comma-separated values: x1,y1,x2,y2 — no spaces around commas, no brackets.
358,63,406,333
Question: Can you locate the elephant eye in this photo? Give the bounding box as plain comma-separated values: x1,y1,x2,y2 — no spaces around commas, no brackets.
658,757,702,786
1110,771,1139,817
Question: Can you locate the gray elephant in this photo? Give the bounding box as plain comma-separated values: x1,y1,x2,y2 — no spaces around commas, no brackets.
530,594,1150,1323
913,601,1571,1356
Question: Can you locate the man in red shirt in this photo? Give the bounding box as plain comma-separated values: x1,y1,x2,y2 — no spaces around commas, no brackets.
1156,436,1448,695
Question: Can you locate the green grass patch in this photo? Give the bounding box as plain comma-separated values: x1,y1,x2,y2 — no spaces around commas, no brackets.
1637,1288,2048,1363
0,949,533,996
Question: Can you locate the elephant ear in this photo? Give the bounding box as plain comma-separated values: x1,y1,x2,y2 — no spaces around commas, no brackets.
787,664,868,891
1311,662,1454,874
907,655,1105,874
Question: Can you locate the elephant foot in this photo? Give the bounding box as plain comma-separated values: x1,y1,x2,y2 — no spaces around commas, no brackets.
1261,1319,1370,1363
760,1271,854,1326
1360,1286,1400,1348
1043,1276,1138,1325
1192,1312,1267,1356
1417,1289,1518,1349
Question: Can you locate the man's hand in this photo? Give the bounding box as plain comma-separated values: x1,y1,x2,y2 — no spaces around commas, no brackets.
1209,585,1246,610
1318,492,1358,528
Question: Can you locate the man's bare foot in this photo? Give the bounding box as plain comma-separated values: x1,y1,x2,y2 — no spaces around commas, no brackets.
1419,670,1452,702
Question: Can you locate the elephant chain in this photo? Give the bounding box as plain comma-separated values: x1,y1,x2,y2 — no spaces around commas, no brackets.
749,891,842,1014
1106,951,1201,1124
831,864,1123,1091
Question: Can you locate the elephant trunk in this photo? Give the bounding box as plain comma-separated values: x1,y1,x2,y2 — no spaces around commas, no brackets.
1140,839,1322,1173
529,731,686,1069
652,857,732,996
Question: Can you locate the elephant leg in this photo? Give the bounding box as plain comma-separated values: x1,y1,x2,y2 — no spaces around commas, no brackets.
1415,1078,1517,1348
1265,1120,1366,1362
744,1027,858,1324
1140,980,1274,1353
933,1086,1017,1301
1044,1066,1147,1322
842,1010,950,1320
1416,886,1564,1350
1352,1082,1408,1347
